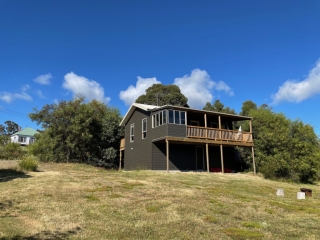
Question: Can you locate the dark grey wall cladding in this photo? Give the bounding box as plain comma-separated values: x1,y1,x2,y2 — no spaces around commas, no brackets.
167,124,186,138
124,108,152,170
152,142,166,170
152,124,168,140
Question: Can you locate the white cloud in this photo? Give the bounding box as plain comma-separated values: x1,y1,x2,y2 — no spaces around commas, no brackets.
62,72,110,103
35,90,45,99
119,76,161,106
33,73,52,85
174,69,233,109
272,59,320,104
0,85,32,103
214,81,234,96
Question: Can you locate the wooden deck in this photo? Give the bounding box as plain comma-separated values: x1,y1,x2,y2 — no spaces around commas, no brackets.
187,126,253,143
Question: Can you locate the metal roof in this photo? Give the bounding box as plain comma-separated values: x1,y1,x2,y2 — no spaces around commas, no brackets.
120,103,252,126
119,103,159,126
11,128,39,136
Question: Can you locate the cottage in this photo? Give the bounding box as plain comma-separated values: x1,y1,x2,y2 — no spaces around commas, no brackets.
119,103,255,173
10,128,39,146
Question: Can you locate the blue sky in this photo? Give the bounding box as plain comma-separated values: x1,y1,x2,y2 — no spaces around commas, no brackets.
1,0,320,134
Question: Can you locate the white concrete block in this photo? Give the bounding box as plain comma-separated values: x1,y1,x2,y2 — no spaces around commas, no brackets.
276,188,284,197
297,192,305,200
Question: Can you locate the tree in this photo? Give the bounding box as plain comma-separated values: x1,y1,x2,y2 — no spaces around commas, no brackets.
29,97,124,168
240,100,257,116
240,106,320,183
203,100,236,114
0,124,5,135
4,121,19,135
135,84,189,107
0,121,19,135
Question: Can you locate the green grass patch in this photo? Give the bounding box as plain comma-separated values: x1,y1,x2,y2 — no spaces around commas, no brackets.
85,186,112,192
108,193,122,198
146,205,161,213
121,182,144,189
242,222,264,228
223,228,264,239
84,195,100,201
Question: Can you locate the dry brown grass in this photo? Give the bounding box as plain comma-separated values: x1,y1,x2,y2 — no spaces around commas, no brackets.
0,161,320,239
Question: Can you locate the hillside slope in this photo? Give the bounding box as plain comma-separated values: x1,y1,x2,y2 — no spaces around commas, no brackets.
1,162,319,239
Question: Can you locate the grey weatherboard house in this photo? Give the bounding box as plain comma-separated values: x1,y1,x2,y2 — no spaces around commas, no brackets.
119,103,256,173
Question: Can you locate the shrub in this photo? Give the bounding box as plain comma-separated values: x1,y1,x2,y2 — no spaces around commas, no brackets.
19,155,39,171
0,143,25,160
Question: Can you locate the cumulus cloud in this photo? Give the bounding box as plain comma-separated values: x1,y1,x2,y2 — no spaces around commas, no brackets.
119,76,161,106
33,73,52,85
272,59,320,104
62,72,110,103
0,85,32,103
174,69,233,109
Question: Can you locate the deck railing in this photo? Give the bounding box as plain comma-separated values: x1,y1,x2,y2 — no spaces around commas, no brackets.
187,126,253,143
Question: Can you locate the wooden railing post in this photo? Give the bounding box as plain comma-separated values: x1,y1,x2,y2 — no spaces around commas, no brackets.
204,114,207,139
218,116,221,139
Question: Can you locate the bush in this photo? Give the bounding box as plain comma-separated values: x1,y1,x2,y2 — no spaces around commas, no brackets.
19,155,39,171
0,143,25,160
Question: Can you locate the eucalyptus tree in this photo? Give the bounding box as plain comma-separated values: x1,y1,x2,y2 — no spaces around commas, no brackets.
29,96,124,168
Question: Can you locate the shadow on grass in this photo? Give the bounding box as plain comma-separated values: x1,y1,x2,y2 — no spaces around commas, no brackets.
0,169,32,182
0,227,81,240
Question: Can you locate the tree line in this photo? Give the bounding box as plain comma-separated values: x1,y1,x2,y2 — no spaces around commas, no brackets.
19,84,320,183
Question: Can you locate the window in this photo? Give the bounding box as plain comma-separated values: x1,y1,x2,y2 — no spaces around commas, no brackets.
130,123,134,142
159,111,163,125
169,110,174,123
152,109,186,127
174,110,180,124
155,113,159,127
18,137,26,143
142,119,147,139
180,112,186,125
152,110,167,128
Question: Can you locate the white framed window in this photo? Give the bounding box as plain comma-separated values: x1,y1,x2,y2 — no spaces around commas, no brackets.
168,110,174,123
18,137,26,143
142,118,147,139
163,110,167,124
180,111,186,125
130,123,134,142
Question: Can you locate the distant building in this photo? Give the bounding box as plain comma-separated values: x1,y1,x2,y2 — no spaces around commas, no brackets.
10,128,39,146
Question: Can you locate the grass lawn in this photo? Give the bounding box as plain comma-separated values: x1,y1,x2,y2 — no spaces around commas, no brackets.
1,160,320,239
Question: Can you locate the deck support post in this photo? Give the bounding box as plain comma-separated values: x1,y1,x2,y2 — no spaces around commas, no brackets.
206,143,209,172
220,144,224,173
166,139,169,173
252,147,256,175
